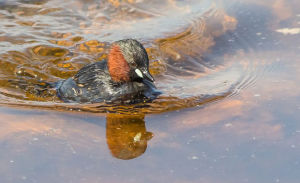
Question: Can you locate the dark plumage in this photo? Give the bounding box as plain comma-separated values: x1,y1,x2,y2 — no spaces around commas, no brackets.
56,39,161,103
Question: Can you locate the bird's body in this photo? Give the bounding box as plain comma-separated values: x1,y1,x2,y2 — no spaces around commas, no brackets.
56,39,161,103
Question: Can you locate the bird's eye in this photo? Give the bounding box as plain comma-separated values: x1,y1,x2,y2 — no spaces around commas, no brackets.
130,63,137,67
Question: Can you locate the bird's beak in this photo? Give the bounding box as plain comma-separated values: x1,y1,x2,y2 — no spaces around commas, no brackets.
143,70,155,82
135,68,155,82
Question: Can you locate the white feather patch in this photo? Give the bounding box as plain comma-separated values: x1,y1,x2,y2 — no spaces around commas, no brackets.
135,69,143,78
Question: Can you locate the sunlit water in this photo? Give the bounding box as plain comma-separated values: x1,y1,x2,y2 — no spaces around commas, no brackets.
0,0,264,113
0,0,300,182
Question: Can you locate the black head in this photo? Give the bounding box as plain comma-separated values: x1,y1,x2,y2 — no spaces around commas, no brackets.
115,39,154,82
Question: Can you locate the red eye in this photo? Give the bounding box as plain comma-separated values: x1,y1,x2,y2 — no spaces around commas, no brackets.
131,63,137,67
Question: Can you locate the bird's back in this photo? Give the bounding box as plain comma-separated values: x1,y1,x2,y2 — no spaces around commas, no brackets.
57,61,111,103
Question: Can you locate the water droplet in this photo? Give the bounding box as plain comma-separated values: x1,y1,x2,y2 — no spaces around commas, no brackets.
225,123,233,127
291,144,296,148
33,137,39,141
191,156,199,160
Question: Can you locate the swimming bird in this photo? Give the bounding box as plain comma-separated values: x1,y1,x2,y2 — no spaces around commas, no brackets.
56,39,161,103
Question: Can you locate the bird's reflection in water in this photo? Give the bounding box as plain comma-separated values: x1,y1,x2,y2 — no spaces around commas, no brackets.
106,113,153,160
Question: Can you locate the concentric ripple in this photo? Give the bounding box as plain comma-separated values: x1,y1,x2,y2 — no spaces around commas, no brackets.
0,0,272,114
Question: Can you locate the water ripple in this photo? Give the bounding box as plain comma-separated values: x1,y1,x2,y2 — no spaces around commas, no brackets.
0,0,274,114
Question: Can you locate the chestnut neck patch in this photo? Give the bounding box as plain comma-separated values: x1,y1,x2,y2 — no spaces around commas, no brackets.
108,45,130,82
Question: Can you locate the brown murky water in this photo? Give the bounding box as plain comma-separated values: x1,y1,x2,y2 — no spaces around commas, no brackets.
0,0,300,182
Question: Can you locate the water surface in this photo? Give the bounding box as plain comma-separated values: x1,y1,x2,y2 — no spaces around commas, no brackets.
0,0,300,182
